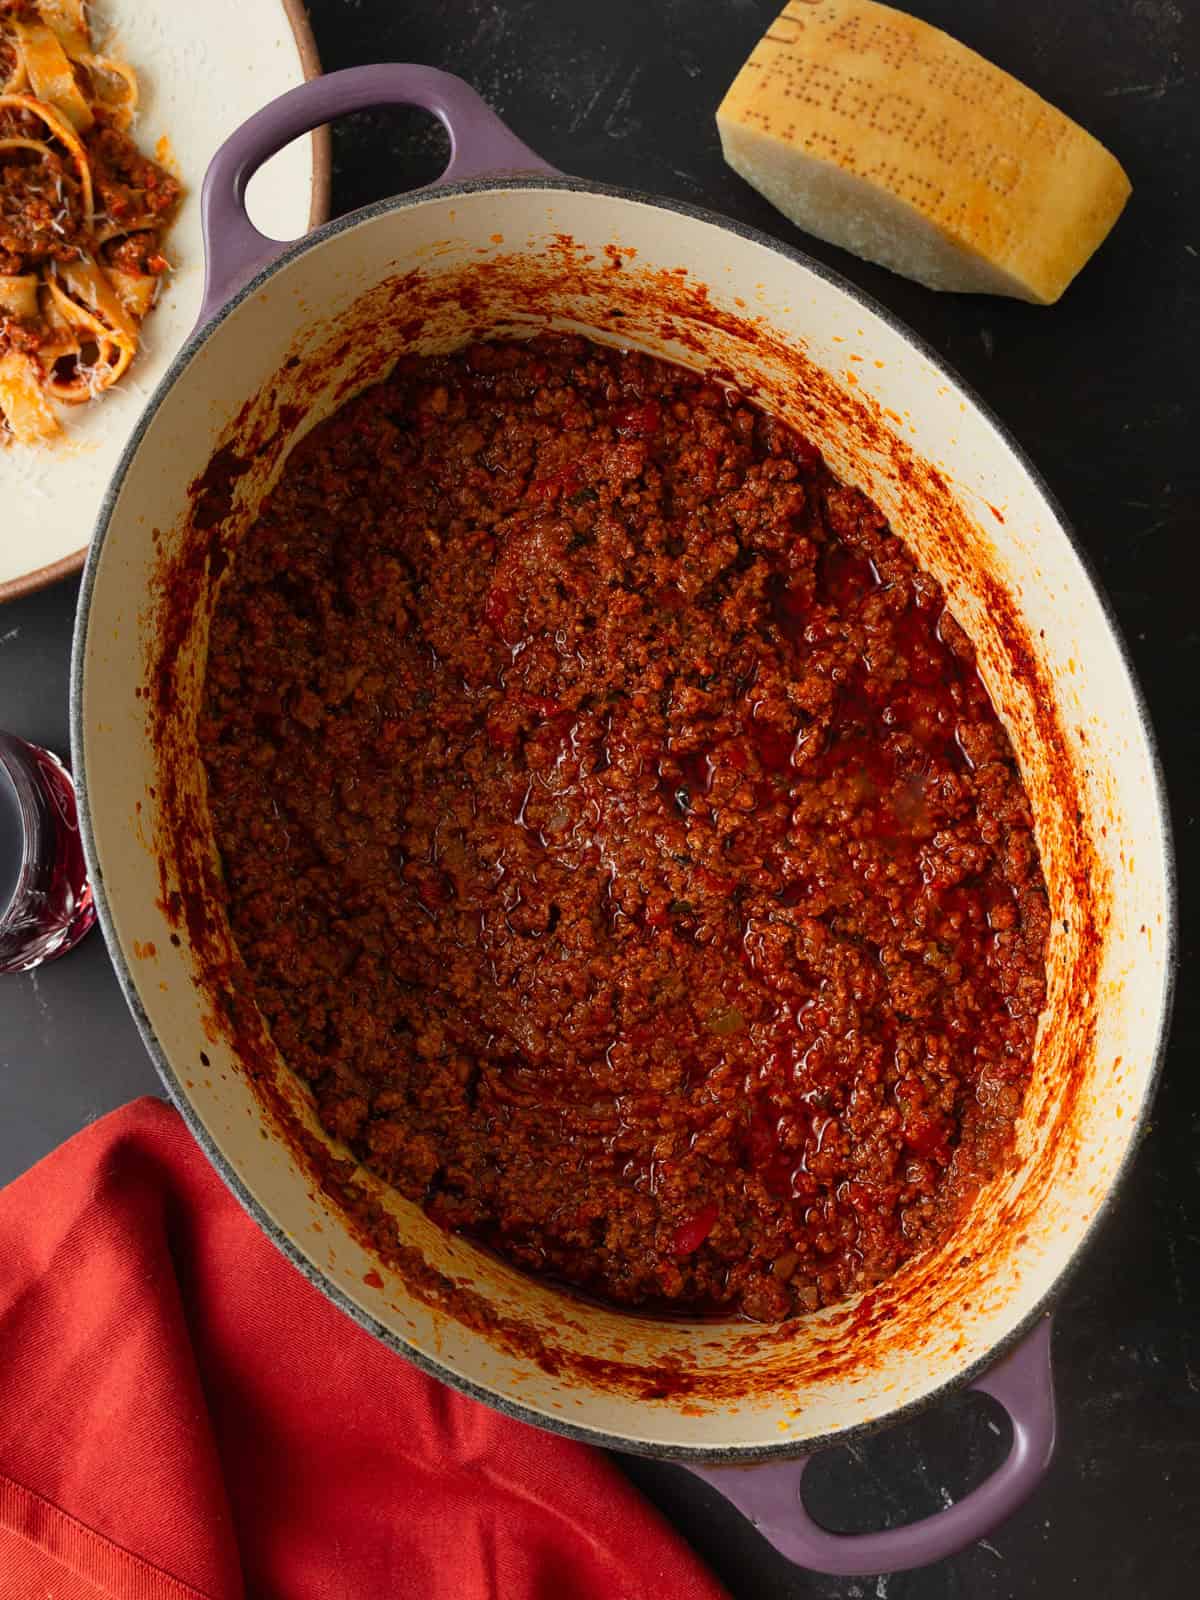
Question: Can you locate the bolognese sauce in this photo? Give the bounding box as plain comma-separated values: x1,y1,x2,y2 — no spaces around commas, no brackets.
200,335,1049,1322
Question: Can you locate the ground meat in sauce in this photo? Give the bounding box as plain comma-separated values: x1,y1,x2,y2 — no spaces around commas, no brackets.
200,334,1049,1323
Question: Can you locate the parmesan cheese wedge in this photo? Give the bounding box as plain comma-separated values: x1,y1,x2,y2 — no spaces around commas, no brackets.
716,0,1131,304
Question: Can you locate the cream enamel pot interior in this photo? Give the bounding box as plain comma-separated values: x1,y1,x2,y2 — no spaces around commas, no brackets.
70,68,1175,1576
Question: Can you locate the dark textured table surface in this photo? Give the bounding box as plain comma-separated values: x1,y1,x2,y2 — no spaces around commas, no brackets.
2,2,1197,1594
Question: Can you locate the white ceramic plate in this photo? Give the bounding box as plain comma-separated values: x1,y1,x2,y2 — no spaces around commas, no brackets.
0,0,327,601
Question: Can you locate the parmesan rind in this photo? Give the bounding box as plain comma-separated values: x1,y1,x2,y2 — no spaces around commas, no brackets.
716,0,1132,304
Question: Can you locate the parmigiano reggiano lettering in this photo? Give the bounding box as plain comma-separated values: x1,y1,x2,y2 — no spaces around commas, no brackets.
716,0,1131,304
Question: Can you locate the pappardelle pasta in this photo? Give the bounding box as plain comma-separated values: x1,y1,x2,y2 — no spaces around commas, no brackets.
0,0,180,444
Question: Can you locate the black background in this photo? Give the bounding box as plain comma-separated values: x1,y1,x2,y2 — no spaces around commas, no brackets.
1,2,1197,1595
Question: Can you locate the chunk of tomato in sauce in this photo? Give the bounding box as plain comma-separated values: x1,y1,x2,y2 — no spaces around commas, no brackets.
483,584,513,632
612,400,662,439
672,1201,719,1257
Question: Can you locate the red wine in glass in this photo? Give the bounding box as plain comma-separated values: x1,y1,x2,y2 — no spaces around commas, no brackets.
0,732,96,974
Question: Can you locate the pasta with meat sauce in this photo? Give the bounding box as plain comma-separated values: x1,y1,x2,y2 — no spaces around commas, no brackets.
0,0,180,442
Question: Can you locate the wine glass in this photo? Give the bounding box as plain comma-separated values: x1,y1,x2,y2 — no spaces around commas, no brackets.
0,732,96,975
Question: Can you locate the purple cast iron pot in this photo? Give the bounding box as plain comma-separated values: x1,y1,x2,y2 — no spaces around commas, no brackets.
71,67,1175,1577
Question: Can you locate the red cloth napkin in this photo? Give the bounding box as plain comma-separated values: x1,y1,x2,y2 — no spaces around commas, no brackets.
0,1098,727,1600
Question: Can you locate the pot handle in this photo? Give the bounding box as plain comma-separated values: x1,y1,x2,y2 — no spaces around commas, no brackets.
199,65,558,326
686,1315,1055,1577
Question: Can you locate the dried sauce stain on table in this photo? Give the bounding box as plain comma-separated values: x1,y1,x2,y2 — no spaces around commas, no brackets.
195,333,1049,1329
